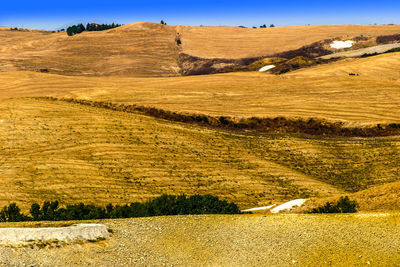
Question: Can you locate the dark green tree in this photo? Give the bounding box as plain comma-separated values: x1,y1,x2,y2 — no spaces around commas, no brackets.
310,196,358,213
0,203,27,222
30,203,42,220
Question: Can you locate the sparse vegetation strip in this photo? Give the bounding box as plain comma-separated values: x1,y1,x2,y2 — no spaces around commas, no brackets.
35,97,400,137
0,194,241,222
178,40,335,76
361,47,400,58
376,34,400,44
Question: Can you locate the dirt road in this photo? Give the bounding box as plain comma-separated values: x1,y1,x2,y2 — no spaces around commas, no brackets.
1,214,400,266
320,43,400,59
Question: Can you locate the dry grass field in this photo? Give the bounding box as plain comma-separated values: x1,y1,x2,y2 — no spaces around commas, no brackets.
2,214,400,266
0,23,180,77
2,23,400,76
178,24,400,59
1,22,400,266
1,23,400,212
1,49,400,124
304,181,400,213
1,97,400,211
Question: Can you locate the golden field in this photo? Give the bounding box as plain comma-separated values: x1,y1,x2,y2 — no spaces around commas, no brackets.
1,22,400,266
2,23,400,76
2,97,400,212
1,50,400,124
0,23,400,212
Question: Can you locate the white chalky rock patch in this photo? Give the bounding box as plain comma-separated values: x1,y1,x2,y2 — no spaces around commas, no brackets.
242,204,277,212
0,224,110,245
270,199,309,213
259,65,275,72
330,40,354,49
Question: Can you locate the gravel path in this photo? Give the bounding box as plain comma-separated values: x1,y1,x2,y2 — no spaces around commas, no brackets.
1,214,400,266
320,43,400,59
0,224,109,245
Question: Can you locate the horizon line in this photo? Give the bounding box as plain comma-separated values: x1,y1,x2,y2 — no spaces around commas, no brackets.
2,21,399,32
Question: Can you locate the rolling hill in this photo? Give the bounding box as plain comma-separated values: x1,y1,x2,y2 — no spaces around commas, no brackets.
1,49,400,124
1,23,400,76
2,97,400,211
1,23,400,212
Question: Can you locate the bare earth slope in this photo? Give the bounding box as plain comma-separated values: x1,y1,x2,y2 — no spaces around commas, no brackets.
2,214,400,266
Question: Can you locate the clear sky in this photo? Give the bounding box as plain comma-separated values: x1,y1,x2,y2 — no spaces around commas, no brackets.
1,0,399,30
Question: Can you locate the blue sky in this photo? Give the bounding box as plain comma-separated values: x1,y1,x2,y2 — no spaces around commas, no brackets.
1,0,399,30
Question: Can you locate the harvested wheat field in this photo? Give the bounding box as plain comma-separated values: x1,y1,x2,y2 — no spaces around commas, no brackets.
0,23,180,77
1,214,400,266
2,97,400,211
1,18,400,266
178,24,400,58
1,51,400,124
2,23,400,76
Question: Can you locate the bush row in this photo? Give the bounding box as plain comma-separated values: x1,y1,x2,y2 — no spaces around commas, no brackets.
376,34,400,44
310,196,358,213
0,194,241,222
274,41,333,59
361,47,400,58
67,23,122,36
37,97,400,137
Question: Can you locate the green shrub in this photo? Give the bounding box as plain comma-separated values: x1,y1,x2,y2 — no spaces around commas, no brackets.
66,22,122,36
310,196,358,213
0,203,29,222
0,194,241,222
361,52,379,58
389,123,400,129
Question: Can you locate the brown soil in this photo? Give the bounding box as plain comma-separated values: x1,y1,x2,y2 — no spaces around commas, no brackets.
1,214,400,266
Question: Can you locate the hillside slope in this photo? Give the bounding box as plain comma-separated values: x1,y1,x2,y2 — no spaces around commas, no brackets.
178,24,400,59
292,50,400,79
308,181,400,212
0,23,180,77
1,59,400,124
2,98,400,210
1,23,400,76
0,98,341,210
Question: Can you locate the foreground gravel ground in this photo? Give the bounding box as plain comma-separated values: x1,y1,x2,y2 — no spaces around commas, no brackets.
1,214,400,266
